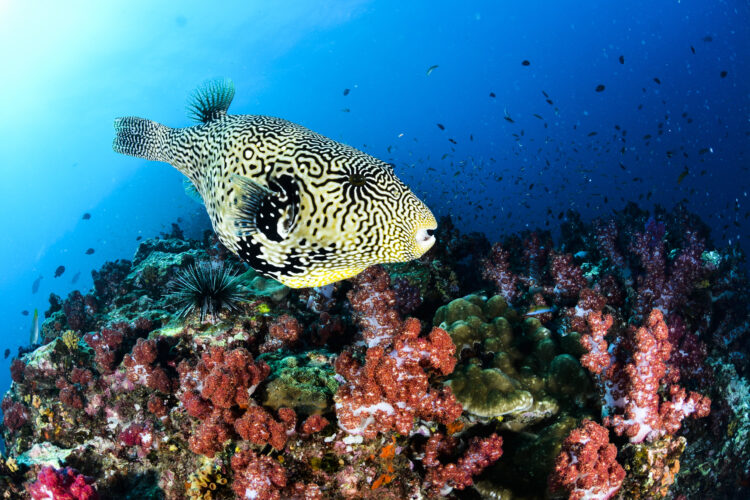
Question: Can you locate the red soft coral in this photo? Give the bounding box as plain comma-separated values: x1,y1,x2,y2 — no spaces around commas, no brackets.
231,448,287,500
549,419,625,500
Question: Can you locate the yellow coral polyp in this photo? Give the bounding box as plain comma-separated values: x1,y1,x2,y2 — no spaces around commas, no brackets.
257,303,271,314
186,462,229,500
62,330,80,351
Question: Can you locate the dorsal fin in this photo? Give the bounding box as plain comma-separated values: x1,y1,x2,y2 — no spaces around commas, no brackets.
186,78,235,123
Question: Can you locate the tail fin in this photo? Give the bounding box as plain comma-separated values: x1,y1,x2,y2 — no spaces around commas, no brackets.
113,117,172,162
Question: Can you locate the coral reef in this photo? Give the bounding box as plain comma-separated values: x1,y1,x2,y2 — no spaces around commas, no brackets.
1,203,748,499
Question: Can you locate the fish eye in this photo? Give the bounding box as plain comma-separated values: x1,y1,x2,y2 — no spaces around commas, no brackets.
348,173,366,186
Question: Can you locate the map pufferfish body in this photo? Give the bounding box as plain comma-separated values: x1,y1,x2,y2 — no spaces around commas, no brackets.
112,79,437,288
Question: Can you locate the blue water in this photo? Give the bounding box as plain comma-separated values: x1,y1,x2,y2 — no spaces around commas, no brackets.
0,0,747,395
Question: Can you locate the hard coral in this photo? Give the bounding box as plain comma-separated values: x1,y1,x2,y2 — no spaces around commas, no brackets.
27,466,99,500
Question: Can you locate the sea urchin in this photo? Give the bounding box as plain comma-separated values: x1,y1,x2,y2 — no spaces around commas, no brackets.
168,261,246,322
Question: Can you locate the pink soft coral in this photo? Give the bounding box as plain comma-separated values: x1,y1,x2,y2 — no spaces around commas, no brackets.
28,466,99,500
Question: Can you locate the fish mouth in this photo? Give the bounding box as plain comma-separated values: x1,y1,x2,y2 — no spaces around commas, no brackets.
415,224,437,254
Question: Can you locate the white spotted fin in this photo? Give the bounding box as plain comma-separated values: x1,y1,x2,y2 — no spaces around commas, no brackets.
231,174,300,242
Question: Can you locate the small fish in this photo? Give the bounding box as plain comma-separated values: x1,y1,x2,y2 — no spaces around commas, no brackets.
436,123,445,130
426,65,439,76
3,349,9,359
343,88,350,96
30,309,39,346
503,109,514,123
677,168,689,184
573,251,588,258
85,248,95,255
489,92,496,98
521,60,530,66
720,70,727,78
653,77,661,84
82,213,91,220
54,265,65,278
113,79,436,288
341,108,350,113
136,236,142,241
619,55,624,64
690,45,696,54
595,84,605,92
71,271,81,284
702,35,713,42
21,310,29,316
31,276,42,294
525,305,557,317
532,114,543,120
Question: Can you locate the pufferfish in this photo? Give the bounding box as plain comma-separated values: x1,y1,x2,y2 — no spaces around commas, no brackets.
112,79,436,288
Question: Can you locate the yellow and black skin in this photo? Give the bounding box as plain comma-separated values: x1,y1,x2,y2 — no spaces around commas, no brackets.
113,79,436,288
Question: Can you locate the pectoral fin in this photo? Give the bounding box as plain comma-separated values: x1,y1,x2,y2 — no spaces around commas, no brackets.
231,174,300,243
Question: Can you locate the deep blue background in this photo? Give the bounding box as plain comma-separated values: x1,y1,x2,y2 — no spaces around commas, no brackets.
0,0,747,395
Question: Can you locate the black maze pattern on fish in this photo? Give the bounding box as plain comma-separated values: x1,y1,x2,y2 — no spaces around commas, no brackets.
167,114,429,278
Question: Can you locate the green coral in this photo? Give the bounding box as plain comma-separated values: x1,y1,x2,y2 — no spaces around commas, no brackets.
436,295,590,431
238,268,290,302
260,351,338,415
385,258,460,304
448,363,533,418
